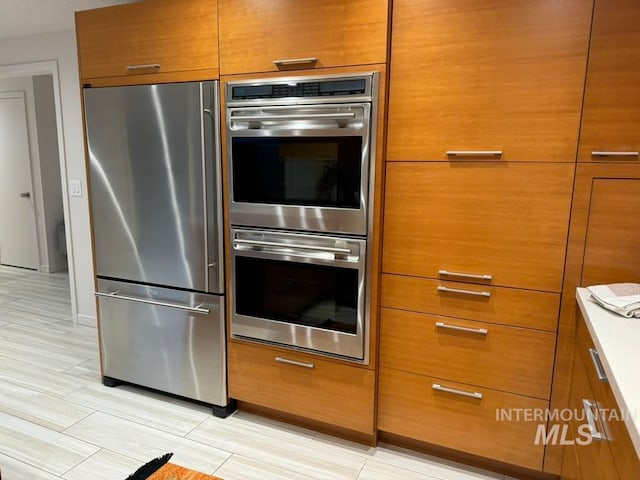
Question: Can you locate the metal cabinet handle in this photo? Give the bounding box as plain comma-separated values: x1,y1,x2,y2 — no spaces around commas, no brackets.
438,270,493,281
234,238,351,254
275,357,315,369
446,150,503,157
20,192,31,198
126,64,161,71
583,399,605,441
95,292,209,314
437,285,491,298
435,321,488,335
591,151,639,157
588,348,608,383
273,57,318,67
432,383,483,399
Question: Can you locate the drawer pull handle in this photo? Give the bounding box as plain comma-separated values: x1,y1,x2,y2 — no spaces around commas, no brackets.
432,383,483,400
435,321,488,335
583,399,605,441
273,57,318,67
591,151,639,158
588,348,608,383
437,285,491,298
446,150,503,157
275,357,315,369
438,270,493,281
126,64,161,71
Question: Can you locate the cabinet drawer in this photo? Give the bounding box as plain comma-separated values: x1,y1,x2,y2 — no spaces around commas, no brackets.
380,309,555,399
387,0,592,162
577,313,640,479
218,0,388,75
76,0,218,81
382,162,574,292
228,341,375,434
382,274,559,331
377,368,546,470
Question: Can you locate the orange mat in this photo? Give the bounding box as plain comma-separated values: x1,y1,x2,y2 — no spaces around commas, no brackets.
147,463,222,480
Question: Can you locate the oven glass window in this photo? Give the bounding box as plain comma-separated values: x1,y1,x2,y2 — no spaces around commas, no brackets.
231,137,362,208
235,256,358,334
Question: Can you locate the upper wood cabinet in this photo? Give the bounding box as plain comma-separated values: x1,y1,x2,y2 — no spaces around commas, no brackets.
76,0,218,83
578,0,640,162
217,0,389,75
386,0,593,162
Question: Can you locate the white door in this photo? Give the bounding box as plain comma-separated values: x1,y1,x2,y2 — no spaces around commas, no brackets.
0,91,39,270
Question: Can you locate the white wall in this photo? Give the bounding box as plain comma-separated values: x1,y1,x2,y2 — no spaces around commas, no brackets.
33,74,67,273
0,31,96,326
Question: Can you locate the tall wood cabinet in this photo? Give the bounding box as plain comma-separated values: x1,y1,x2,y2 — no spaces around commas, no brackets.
217,0,388,75
379,0,593,472
75,0,219,86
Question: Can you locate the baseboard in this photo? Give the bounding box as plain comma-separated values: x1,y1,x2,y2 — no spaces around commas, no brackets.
39,263,68,273
77,314,97,328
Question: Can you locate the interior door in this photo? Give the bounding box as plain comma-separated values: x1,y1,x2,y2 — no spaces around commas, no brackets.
0,91,39,270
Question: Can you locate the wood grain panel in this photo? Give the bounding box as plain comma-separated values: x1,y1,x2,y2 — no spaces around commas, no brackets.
377,368,546,470
380,308,556,399
76,0,218,81
567,350,619,480
382,274,559,331
228,341,375,434
581,179,640,286
561,444,582,480
218,0,388,75
382,162,574,292
577,313,640,480
386,0,593,161
578,0,640,162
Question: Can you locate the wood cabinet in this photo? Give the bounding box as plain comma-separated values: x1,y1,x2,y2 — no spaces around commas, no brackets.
386,0,593,162
577,0,640,162
382,162,574,292
560,310,640,479
75,0,218,84
227,341,375,434
217,0,388,75
378,368,546,470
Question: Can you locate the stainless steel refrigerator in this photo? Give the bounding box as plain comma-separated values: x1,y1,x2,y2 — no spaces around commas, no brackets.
84,81,233,416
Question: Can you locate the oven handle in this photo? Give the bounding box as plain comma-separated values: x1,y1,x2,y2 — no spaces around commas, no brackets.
231,112,356,122
234,238,351,254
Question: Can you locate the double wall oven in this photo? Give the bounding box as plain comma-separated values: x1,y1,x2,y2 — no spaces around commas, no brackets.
226,73,379,362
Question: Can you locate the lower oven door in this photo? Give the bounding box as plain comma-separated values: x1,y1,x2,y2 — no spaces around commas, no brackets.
230,228,367,361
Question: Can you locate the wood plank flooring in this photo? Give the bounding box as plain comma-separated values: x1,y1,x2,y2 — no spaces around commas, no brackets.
0,265,521,479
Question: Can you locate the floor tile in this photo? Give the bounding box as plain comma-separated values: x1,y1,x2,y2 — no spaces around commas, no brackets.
0,380,94,431
188,414,364,480
63,412,230,474
65,383,210,436
214,454,318,480
372,444,502,480
0,338,86,371
64,358,101,382
0,323,98,359
62,449,142,480
0,356,90,397
0,411,99,476
358,460,441,480
0,452,60,480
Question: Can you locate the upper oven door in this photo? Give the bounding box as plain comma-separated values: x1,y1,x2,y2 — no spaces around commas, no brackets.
227,103,371,235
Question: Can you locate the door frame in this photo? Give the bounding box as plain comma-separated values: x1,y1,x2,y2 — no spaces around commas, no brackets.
0,89,40,270
0,61,78,323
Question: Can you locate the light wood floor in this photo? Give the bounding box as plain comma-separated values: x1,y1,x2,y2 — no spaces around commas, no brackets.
0,265,519,480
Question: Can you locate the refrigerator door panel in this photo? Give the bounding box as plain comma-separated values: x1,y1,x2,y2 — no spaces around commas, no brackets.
85,82,222,293
97,279,227,406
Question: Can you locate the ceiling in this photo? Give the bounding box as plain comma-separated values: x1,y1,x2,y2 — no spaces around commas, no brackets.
0,0,137,41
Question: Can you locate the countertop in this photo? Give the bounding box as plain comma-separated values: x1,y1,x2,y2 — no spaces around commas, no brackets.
576,288,640,457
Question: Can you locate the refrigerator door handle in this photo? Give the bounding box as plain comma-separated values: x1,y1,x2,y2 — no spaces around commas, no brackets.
95,291,210,314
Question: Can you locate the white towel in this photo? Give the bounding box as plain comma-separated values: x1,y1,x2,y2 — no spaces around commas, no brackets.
587,283,640,318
